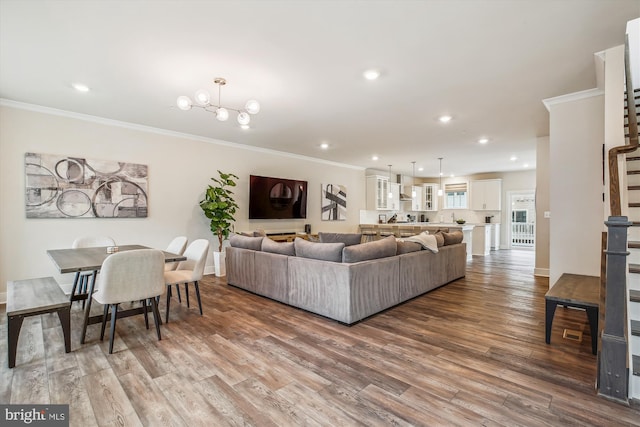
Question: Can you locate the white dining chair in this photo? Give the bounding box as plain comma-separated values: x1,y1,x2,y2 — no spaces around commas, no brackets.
90,249,165,354
164,236,187,272
71,236,116,307
164,239,209,323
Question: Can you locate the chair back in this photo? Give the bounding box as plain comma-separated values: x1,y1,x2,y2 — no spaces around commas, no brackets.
164,236,188,271
73,236,116,248
176,239,210,281
94,249,165,304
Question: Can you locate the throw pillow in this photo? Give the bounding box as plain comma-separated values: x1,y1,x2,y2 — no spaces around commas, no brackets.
342,235,397,263
433,232,445,247
294,237,344,262
396,240,422,254
318,232,363,246
229,234,264,250
261,237,295,256
442,230,463,245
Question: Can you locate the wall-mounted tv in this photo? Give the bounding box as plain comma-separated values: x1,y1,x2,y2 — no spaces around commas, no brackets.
249,175,308,219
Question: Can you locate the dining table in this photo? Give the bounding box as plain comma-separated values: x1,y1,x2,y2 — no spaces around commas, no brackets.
47,244,187,344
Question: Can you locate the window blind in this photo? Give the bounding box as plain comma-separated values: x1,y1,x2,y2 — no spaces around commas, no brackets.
444,182,468,192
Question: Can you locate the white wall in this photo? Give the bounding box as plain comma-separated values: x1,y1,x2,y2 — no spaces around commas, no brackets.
0,104,365,299
546,91,604,286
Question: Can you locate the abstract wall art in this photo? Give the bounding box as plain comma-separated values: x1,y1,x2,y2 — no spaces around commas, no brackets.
321,183,346,221
25,152,148,218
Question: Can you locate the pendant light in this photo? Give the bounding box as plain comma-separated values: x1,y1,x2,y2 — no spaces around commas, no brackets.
411,161,417,198
437,158,444,196
388,165,393,198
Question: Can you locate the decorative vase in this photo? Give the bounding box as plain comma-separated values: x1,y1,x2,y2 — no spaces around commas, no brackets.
213,250,226,277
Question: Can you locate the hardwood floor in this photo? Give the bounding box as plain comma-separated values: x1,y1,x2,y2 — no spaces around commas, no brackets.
2,249,638,426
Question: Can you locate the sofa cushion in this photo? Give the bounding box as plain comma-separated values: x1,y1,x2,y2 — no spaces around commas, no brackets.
318,232,362,246
396,240,422,254
434,232,445,247
441,230,463,245
229,234,264,250
261,237,295,256
294,237,344,262
342,235,397,263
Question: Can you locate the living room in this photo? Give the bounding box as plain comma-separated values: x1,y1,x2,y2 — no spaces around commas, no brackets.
1,1,640,424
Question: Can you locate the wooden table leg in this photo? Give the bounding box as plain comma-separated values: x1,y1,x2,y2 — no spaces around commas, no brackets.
545,298,558,344
57,307,71,353
7,315,25,368
585,306,598,355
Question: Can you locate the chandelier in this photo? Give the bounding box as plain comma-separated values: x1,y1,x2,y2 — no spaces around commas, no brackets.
176,77,260,127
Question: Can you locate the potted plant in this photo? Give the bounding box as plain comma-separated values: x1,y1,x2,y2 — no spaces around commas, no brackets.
199,170,239,276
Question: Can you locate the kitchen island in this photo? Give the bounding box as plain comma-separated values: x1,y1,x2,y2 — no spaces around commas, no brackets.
359,222,475,260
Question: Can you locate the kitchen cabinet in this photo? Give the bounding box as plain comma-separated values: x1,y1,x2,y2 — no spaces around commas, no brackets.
472,225,492,256
404,185,424,211
422,183,438,211
388,182,401,210
366,175,389,210
470,179,502,211
490,223,500,250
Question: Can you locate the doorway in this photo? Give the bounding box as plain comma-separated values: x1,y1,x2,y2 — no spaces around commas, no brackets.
507,190,536,248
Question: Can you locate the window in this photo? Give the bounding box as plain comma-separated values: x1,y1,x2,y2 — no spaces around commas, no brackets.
444,182,468,209
512,209,528,223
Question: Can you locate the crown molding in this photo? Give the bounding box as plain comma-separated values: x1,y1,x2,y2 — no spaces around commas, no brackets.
542,88,604,111
0,98,365,171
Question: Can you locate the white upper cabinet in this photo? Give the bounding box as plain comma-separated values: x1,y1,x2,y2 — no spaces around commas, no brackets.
366,175,389,210
388,182,401,210
404,185,424,211
470,179,502,211
422,183,438,211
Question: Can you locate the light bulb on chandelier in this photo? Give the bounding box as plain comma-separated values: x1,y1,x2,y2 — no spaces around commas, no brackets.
176,77,259,127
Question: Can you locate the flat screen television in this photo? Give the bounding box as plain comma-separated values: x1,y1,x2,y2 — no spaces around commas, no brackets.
249,175,308,219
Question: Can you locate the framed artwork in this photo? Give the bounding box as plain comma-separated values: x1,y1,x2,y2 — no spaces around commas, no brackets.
25,152,148,218
321,183,346,221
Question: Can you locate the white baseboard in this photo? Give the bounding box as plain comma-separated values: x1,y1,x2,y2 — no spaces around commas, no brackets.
534,268,550,277
0,292,6,305
204,266,216,275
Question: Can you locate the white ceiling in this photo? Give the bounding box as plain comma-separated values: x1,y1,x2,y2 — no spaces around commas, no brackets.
1,0,638,178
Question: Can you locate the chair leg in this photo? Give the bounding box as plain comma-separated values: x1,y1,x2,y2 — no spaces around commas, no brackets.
142,299,149,329
108,304,118,354
176,284,182,303
150,297,162,341
165,285,171,324
194,280,203,316
185,283,190,308
100,304,109,341
81,275,87,310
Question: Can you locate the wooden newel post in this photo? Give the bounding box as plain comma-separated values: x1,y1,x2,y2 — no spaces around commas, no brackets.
600,216,631,403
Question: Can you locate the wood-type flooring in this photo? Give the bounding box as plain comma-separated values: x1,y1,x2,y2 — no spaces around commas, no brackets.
1,249,638,426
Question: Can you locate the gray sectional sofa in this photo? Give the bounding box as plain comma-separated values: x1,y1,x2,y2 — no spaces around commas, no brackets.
225,232,467,324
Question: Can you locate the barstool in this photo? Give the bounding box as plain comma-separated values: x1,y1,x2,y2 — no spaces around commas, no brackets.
360,224,378,243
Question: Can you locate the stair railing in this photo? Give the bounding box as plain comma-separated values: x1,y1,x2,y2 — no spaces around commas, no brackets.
601,34,637,404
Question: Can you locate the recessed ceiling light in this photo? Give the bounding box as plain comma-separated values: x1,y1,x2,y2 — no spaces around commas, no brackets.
478,138,489,144
418,167,424,172
510,155,518,161
240,124,250,130
363,69,380,80
72,83,90,92
438,115,452,123
320,143,329,150
523,163,529,168
372,155,379,161
450,173,455,178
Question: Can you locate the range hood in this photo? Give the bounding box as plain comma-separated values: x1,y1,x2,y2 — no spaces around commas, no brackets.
395,174,413,201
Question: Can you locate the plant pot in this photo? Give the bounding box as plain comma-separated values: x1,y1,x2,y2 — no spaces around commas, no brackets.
213,251,226,277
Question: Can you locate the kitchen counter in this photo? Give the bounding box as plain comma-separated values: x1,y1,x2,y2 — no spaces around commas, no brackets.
359,223,475,260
